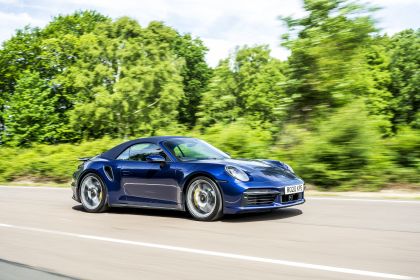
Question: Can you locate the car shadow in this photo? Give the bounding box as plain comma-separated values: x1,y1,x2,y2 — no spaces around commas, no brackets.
222,208,303,223
73,204,303,222
72,204,189,220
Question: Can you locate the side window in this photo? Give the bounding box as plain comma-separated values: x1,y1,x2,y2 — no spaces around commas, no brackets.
117,143,168,161
117,147,130,160
173,146,184,158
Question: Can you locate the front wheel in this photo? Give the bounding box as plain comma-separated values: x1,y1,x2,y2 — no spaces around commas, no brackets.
79,173,108,213
186,176,223,221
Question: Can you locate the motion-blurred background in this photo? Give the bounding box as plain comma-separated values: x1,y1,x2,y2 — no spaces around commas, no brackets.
0,0,418,191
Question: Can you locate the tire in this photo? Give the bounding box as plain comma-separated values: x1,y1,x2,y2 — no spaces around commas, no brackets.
185,176,223,221
79,173,108,213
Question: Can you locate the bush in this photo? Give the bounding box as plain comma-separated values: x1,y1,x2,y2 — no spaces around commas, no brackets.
273,102,394,190
197,119,273,158
0,137,121,183
0,117,418,190
386,127,420,183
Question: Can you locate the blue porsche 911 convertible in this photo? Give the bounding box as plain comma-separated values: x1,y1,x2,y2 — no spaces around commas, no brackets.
72,136,305,221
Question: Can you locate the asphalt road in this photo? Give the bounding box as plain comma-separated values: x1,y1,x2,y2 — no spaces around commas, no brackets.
0,186,419,280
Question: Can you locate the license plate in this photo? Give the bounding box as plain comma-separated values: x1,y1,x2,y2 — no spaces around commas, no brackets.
285,184,304,195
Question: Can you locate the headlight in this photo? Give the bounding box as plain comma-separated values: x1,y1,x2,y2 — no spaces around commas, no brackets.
283,163,294,173
225,166,250,182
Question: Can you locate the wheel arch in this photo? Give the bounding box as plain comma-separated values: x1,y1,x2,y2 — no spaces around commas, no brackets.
76,168,109,204
181,171,224,210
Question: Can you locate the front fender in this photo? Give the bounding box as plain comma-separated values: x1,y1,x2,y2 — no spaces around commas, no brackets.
73,158,118,203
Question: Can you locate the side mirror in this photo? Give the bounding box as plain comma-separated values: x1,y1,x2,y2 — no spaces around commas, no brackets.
146,155,166,163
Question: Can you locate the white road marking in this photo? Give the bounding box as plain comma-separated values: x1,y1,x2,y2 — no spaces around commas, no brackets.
308,197,420,204
0,223,413,280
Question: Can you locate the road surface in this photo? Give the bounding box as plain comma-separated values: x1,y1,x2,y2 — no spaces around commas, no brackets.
0,186,419,280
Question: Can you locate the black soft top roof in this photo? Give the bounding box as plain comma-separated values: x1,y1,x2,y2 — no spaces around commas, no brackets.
100,136,190,159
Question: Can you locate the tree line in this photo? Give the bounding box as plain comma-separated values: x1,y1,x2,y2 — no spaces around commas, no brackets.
0,0,418,189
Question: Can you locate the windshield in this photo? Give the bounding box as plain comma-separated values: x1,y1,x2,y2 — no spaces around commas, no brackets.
163,138,230,161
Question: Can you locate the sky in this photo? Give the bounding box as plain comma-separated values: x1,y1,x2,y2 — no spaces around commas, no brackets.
0,0,419,66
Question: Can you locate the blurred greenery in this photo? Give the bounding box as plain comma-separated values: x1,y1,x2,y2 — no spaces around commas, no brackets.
0,1,418,190
0,137,121,183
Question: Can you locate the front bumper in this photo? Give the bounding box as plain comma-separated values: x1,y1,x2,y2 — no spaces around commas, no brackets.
219,180,306,214
224,198,305,214
71,180,80,202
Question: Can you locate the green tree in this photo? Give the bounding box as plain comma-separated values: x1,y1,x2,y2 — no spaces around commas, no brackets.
140,22,212,128
173,34,212,127
197,45,287,128
280,0,377,119
363,35,393,135
0,13,207,143
0,11,111,144
3,71,64,145
69,19,184,139
388,29,420,129
0,27,42,143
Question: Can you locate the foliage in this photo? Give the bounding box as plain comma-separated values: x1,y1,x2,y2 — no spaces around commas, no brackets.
388,29,420,129
273,102,394,190
68,20,185,139
0,12,209,142
0,137,121,183
0,11,111,144
0,5,419,190
174,34,212,127
363,35,393,135
388,127,420,169
280,0,378,119
3,71,67,145
197,46,287,129
197,120,273,158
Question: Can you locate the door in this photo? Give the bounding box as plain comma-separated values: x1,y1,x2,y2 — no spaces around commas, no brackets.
116,143,181,209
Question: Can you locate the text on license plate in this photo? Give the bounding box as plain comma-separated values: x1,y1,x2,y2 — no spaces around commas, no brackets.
285,184,304,195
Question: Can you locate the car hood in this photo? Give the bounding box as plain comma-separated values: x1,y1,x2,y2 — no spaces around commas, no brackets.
188,158,301,182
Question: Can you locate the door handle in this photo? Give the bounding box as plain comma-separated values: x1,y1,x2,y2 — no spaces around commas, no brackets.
122,170,132,175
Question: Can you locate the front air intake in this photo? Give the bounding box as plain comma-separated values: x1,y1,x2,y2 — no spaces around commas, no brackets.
242,190,279,206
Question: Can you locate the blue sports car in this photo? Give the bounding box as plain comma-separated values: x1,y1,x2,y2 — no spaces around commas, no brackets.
72,136,305,221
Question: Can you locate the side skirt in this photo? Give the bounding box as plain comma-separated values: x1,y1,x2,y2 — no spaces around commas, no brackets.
110,203,185,212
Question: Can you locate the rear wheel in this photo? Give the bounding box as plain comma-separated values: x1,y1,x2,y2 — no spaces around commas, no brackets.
186,176,223,221
79,173,108,213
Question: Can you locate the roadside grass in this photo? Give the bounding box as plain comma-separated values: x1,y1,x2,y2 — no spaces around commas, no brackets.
0,181,70,188
306,190,420,200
